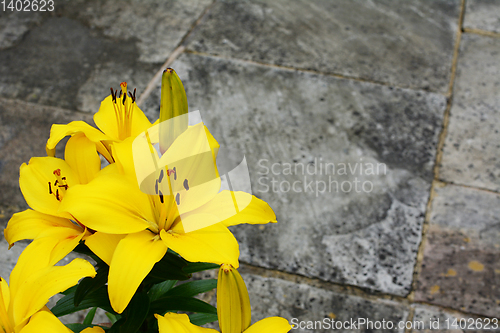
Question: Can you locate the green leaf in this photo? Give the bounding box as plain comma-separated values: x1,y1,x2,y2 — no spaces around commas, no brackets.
183,262,220,274
108,293,150,333
188,313,219,326
118,292,150,333
105,312,120,325
165,279,217,298
75,265,109,306
148,280,177,301
51,286,114,317
83,307,97,325
149,296,217,316
144,251,191,284
66,323,107,332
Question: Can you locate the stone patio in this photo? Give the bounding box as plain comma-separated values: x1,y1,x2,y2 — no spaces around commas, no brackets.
0,0,499,332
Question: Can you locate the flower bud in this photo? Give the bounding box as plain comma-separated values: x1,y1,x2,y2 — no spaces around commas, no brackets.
159,68,188,154
217,264,251,333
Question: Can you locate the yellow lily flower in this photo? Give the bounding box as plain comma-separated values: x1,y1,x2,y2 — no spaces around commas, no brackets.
59,123,277,314
4,133,101,263
46,82,153,162
0,239,95,333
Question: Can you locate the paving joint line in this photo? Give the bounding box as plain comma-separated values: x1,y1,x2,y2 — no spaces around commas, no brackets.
183,49,448,96
136,0,217,107
463,27,500,38
412,301,500,321
407,0,465,303
404,307,415,333
435,178,500,196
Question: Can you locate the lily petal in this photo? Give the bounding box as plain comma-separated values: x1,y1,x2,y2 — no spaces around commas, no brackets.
19,309,72,333
244,317,292,333
60,173,155,234
161,223,239,268
46,121,112,162
9,231,85,300
179,191,276,233
156,313,218,333
4,209,82,247
108,230,167,314
84,232,125,266
0,277,12,333
65,133,101,184
12,258,95,329
19,157,77,218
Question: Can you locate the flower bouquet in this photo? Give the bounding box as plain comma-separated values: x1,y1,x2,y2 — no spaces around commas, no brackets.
1,69,292,333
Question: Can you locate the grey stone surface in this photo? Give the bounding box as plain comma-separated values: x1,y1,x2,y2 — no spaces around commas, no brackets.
411,305,500,333
440,34,500,192
0,98,94,225
0,0,212,112
415,184,500,318
0,10,42,50
186,0,460,93
464,0,500,34
241,272,409,333
143,53,446,296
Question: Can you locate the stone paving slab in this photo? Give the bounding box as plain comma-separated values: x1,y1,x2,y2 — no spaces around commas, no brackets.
143,53,446,296
412,305,500,333
0,0,211,113
241,272,409,333
440,34,500,192
464,0,500,34
0,98,94,227
415,183,500,318
186,0,460,93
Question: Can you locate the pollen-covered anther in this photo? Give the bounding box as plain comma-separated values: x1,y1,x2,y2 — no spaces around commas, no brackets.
128,88,137,103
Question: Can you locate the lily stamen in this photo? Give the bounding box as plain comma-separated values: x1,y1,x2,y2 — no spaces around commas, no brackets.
50,169,68,201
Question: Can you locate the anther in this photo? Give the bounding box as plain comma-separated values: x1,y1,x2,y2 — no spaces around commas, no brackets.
48,182,52,194
175,193,180,205
56,189,60,201
110,87,116,102
173,167,177,180
183,179,189,191
159,169,164,183
159,190,164,203
122,92,127,105
155,179,159,194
